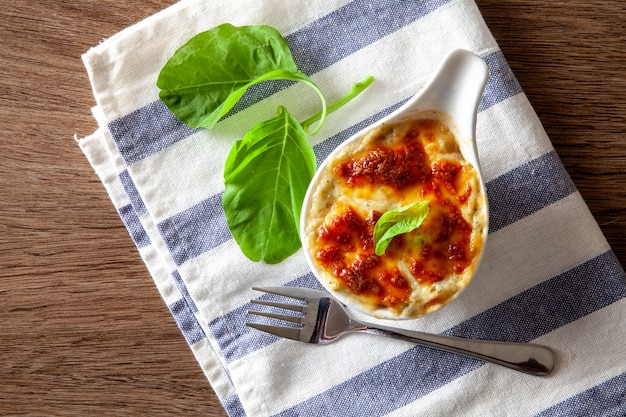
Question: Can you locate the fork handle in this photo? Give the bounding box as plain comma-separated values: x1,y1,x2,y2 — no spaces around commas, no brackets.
358,325,555,376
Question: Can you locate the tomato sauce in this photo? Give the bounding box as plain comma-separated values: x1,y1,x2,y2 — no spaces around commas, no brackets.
332,141,430,189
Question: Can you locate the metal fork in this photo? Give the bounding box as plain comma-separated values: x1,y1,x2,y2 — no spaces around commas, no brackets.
246,286,555,376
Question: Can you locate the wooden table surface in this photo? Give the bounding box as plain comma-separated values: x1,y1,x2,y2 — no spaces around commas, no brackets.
1,1,624,415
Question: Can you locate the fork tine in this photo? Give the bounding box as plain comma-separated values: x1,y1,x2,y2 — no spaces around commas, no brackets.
245,322,301,341
247,309,302,324
250,299,304,312
252,286,327,301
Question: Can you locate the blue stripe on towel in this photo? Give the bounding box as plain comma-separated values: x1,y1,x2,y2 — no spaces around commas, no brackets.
108,100,198,165
222,393,247,417
157,193,231,266
479,51,523,112
535,371,626,417
285,0,450,77
487,151,577,233
168,298,206,345
445,251,625,342
117,204,151,248
119,170,147,216
172,270,198,313
277,250,626,416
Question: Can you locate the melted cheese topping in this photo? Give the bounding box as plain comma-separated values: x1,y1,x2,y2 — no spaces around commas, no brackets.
305,118,487,318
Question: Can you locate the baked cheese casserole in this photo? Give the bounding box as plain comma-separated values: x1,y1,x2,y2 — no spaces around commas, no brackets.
304,117,487,318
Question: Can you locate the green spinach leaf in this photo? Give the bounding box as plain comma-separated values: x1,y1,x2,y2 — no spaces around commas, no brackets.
222,106,316,263
373,201,430,256
157,24,326,130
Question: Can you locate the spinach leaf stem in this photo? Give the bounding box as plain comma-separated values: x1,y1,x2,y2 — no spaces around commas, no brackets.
301,75,374,134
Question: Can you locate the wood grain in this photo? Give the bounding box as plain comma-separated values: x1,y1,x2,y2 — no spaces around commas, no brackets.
0,1,624,415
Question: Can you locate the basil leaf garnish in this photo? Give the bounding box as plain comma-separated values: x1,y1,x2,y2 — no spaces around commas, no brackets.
373,201,430,256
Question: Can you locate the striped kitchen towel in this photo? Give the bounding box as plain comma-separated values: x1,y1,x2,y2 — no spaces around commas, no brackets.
78,0,626,415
